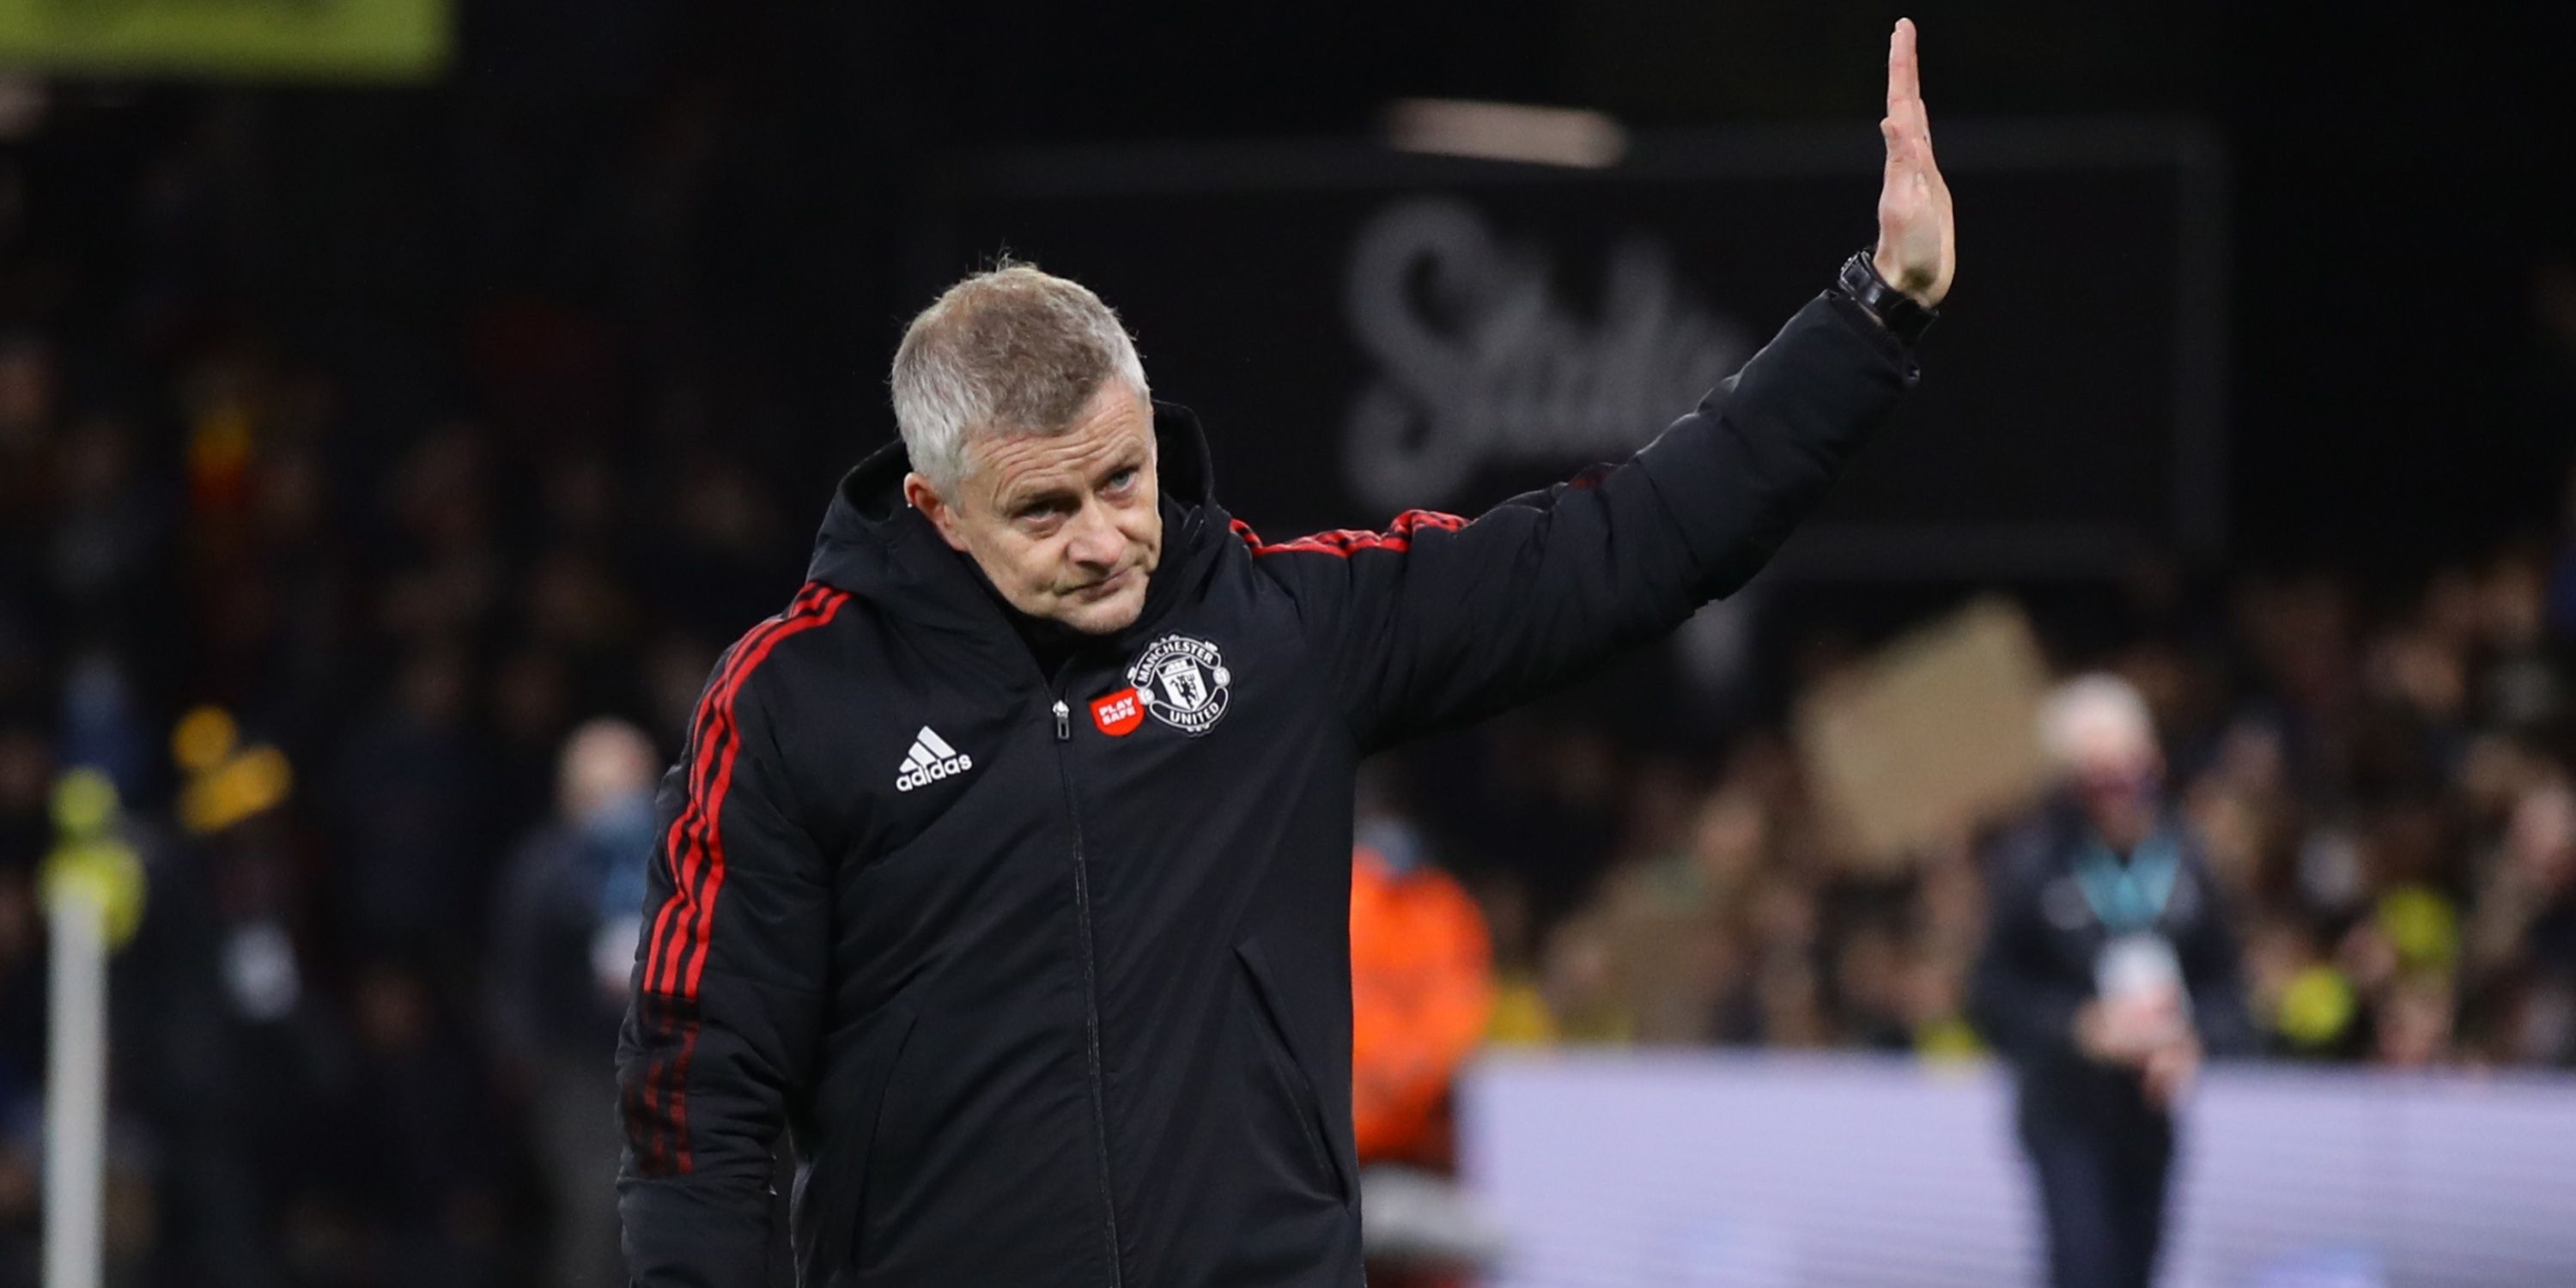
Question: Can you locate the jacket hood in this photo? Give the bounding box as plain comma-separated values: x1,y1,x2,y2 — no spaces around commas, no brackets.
804,400,1223,639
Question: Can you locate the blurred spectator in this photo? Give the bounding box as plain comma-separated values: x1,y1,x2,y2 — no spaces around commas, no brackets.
1969,675,2257,1288
343,959,513,1288
2467,775,2576,1063
326,641,497,969
489,719,659,1288
1347,810,1504,1286
1348,816,1492,1169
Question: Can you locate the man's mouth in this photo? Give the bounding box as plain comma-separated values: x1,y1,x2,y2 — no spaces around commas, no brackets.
1070,568,1133,601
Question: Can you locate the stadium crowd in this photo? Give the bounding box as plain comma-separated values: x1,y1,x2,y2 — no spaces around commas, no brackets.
0,88,2572,1288
1440,544,2576,1072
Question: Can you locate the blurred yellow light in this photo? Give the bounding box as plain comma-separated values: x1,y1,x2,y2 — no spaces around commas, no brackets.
1914,1017,1986,1066
51,767,118,837
43,769,145,950
236,745,293,808
180,743,295,835
173,706,240,774
41,836,147,951
2376,884,2459,973
2278,965,2357,1048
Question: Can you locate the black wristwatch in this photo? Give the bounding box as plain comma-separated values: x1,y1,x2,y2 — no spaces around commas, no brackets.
1834,248,1938,343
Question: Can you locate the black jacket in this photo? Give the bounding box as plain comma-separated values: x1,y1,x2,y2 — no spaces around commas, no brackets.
1968,798,2259,1136
616,292,1915,1287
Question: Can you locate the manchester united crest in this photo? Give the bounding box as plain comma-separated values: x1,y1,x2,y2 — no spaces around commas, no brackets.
1127,635,1232,737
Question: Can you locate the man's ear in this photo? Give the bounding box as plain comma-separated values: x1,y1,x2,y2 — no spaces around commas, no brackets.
902,472,970,552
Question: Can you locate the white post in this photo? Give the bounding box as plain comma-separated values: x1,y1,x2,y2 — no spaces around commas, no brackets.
42,883,106,1288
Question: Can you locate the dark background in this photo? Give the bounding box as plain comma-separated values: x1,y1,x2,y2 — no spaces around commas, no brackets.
935,128,2215,576
26,3,2571,578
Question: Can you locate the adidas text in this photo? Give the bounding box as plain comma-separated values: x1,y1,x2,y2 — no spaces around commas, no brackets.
896,753,972,793
896,726,974,793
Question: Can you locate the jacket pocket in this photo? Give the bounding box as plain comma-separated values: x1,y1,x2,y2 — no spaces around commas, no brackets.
1234,939,1353,1206
794,1005,918,1280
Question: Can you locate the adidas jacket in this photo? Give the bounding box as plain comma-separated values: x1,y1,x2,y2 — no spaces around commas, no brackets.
616,290,1917,1286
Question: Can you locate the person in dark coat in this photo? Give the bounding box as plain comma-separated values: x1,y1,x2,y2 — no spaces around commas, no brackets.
490,719,660,1287
617,21,1955,1286
1971,674,2258,1288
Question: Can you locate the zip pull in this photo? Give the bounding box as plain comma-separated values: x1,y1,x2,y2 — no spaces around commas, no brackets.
1053,699,1071,742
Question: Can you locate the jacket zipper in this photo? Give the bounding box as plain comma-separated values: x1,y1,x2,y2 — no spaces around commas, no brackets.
1051,694,1125,1287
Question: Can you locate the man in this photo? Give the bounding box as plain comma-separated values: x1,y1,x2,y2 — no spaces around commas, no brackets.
1970,676,2257,1288
491,719,660,1287
618,20,1953,1285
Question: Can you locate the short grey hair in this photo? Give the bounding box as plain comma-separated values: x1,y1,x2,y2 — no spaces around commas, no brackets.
2038,672,2157,776
889,263,1150,493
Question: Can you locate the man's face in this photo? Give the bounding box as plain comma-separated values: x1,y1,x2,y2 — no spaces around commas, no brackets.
2065,719,2164,843
906,383,1163,635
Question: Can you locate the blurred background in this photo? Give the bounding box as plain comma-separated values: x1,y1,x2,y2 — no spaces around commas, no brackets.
0,2,2573,1285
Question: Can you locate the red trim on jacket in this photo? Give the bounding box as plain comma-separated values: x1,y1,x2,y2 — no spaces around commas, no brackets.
641,583,833,993
635,582,850,1174
1230,509,1467,557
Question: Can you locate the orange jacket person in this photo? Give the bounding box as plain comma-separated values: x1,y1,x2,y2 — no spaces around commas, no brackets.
1349,828,1495,1165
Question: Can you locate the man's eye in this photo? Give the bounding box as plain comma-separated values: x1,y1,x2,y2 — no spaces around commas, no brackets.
1104,470,1137,494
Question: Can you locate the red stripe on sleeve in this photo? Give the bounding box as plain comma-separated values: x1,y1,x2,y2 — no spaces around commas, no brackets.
640,583,829,993
671,588,851,996
651,583,834,993
1231,509,1467,558
632,582,847,1175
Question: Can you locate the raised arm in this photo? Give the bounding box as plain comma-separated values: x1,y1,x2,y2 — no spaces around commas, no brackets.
1249,22,1954,751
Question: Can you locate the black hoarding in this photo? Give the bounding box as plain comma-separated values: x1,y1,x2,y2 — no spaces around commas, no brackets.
919,120,2223,580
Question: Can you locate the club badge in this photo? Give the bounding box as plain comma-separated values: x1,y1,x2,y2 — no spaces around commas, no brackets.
1127,635,1232,737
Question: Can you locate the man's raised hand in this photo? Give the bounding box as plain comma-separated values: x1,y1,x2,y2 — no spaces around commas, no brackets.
1872,18,1954,308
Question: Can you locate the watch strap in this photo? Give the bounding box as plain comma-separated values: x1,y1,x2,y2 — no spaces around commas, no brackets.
1835,249,1938,343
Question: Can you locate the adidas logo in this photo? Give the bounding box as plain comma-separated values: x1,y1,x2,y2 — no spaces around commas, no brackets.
895,726,974,793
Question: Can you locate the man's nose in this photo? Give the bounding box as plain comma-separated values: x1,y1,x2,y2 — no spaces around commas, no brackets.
1063,504,1121,569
